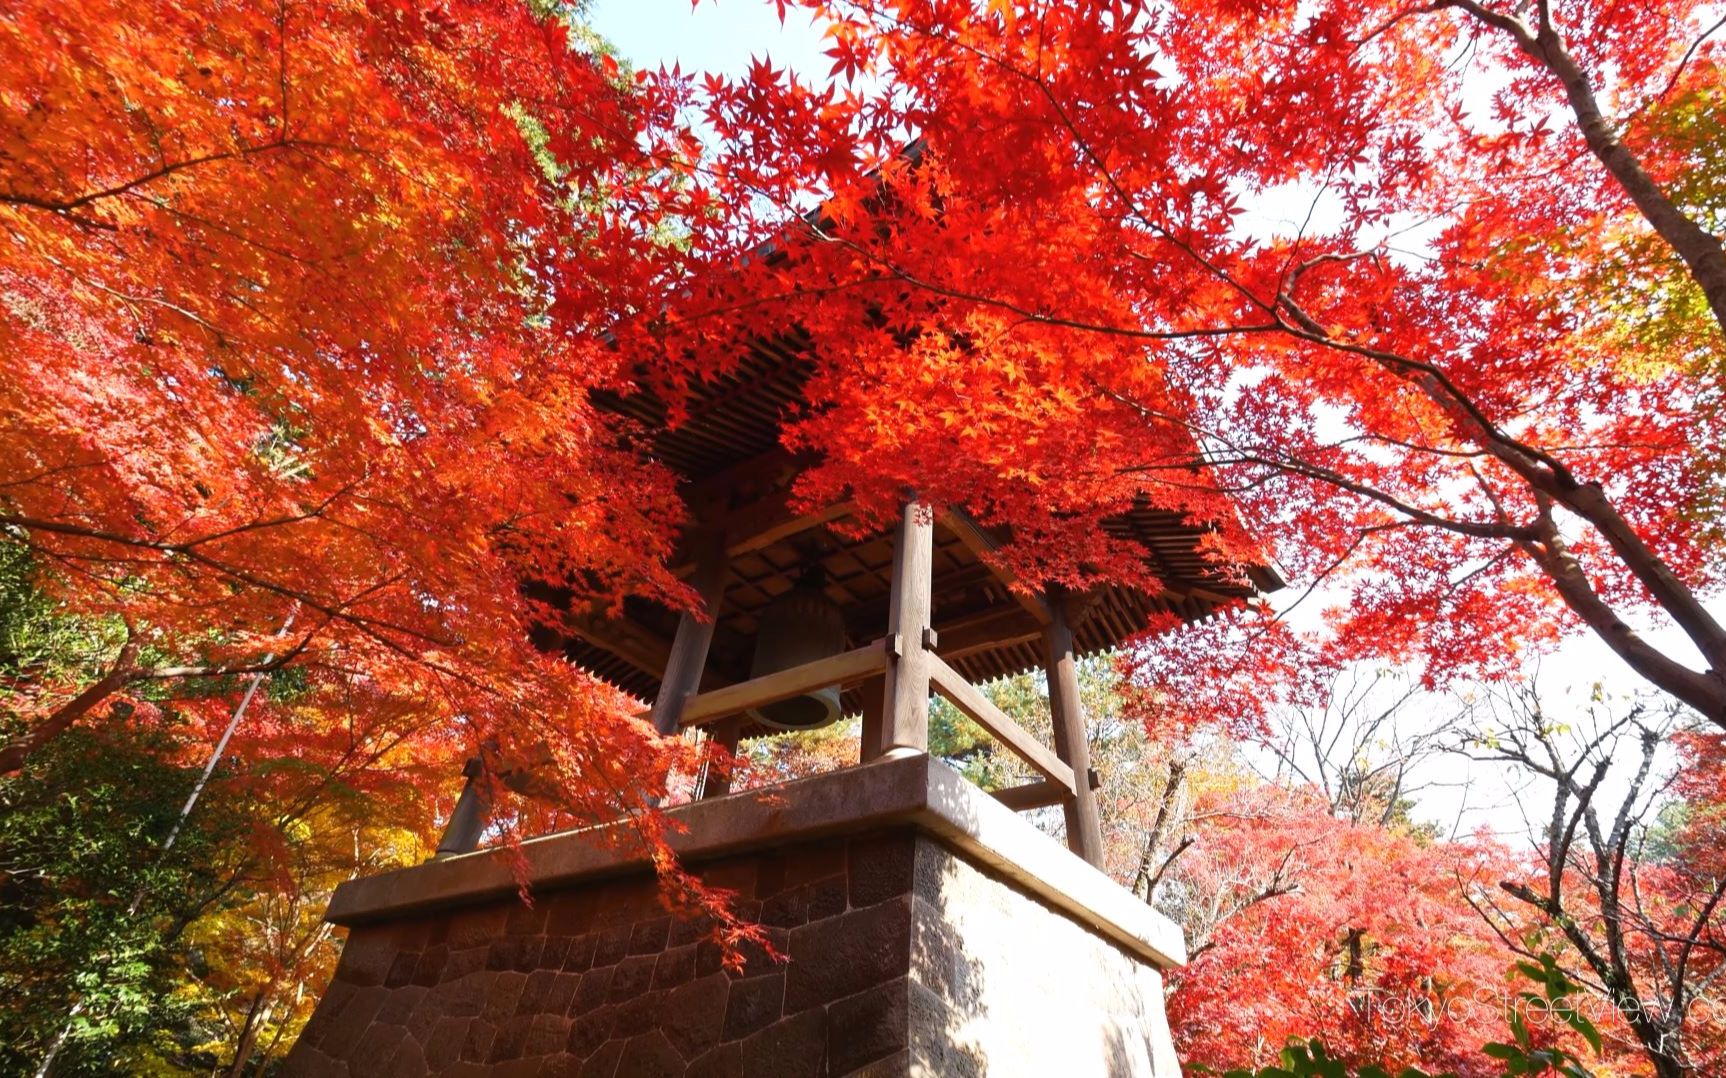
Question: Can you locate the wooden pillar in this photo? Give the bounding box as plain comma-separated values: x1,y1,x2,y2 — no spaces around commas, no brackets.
433,756,492,858
699,716,743,799
858,675,886,763
1044,596,1105,867
649,532,727,737
880,500,933,755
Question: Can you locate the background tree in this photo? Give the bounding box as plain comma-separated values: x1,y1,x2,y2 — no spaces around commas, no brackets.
1461,684,1726,1076
0,537,439,1072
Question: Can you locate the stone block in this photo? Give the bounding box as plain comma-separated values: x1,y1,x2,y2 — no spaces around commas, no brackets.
481,971,528,1021
628,915,671,954
410,944,448,986
783,897,911,1012
376,984,427,1026
541,971,581,1016
488,1013,535,1063
652,944,696,989
350,1022,409,1074
295,980,354,1049
668,911,717,947
443,945,488,982
686,1042,743,1078
544,891,598,936
592,923,632,967
784,842,848,888
661,972,728,1059
564,1004,614,1058
740,1007,826,1078
611,988,665,1038
562,933,597,973
571,966,613,1014
722,970,786,1041
440,970,492,1018
840,1048,910,1078
504,898,548,936
540,935,572,971
607,954,657,1003
805,874,848,921
422,1016,471,1070
848,833,916,908
445,905,509,948
384,950,420,989
577,1039,623,1078
616,1030,685,1078
525,1013,569,1057
319,986,387,1058
457,1018,496,1064
335,933,400,988
827,977,909,1075
383,1037,430,1078
518,969,562,1016
535,1053,583,1078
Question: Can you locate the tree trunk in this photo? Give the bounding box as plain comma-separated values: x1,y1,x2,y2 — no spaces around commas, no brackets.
0,640,137,776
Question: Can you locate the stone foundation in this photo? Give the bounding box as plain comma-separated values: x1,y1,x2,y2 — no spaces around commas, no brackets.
283,755,1184,1077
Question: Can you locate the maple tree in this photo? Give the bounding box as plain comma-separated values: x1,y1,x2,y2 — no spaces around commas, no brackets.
665,0,1726,736
0,0,766,867
9,0,1726,1070
0,3,836,1059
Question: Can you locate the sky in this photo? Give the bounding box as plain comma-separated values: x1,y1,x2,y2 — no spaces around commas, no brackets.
588,0,828,77
584,0,1715,843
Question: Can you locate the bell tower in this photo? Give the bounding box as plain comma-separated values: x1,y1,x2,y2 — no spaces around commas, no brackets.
283,330,1281,1077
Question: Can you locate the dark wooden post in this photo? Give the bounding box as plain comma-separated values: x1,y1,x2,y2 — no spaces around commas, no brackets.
699,716,743,799
434,756,491,858
649,532,727,737
880,500,933,755
1043,596,1105,867
858,675,886,762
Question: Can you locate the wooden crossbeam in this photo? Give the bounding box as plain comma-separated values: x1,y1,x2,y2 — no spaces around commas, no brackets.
927,653,1074,790
991,769,1101,812
939,508,1053,626
931,605,1046,661
676,639,889,729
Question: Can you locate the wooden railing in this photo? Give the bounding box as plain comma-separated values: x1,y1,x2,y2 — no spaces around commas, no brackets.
439,499,1106,867
673,640,889,729
653,639,1080,809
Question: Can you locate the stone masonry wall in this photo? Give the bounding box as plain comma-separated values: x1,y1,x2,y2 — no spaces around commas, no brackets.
284,831,921,1078
283,828,1180,1077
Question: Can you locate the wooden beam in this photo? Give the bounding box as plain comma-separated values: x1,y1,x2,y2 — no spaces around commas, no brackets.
1045,597,1105,866
930,604,1046,661
673,481,855,575
561,612,670,680
881,501,934,754
678,640,888,729
842,563,998,638
927,653,1075,790
991,769,1101,812
718,496,854,561
939,508,1052,626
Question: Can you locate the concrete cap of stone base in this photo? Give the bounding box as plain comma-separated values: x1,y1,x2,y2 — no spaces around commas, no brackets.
325,753,1188,969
